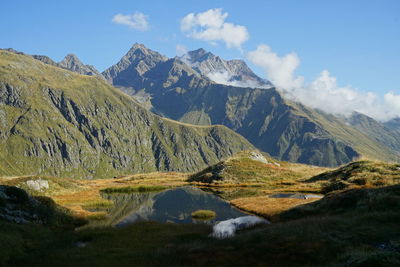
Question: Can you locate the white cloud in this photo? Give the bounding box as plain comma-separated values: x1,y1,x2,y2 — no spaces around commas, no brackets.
206,70,270,88
248,44,400,121
384,92,400,118
175,44,187,56
247,44,303,90
112,12,149,31
181,8,249,49
206,71,232,84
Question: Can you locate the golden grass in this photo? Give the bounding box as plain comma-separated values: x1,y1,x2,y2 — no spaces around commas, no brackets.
51,174,188,217
0,172,189,218
0,159,328,220
189,151,329,186
231,196,318,220
2,158,396,223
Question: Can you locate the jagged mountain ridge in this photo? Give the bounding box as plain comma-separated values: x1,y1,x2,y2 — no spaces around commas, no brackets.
0,50,254,178
4,48,104,79
180,48,272,88
103,44,398,167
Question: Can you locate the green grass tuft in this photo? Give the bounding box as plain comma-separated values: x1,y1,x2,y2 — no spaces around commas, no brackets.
191,209,216,220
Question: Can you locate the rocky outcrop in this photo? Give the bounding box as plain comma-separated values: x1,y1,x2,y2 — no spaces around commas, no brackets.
26,179,49,192
249,151,269,164
0,186,49,224
0,185,80,226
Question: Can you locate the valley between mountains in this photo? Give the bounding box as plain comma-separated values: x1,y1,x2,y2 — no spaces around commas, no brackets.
0,46,399,266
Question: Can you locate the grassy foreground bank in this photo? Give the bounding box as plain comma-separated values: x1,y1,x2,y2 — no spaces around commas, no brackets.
1,185,399,266
1,153,400,266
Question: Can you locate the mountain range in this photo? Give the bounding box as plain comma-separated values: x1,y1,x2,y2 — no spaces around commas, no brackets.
1,44,399,177
0,49,253,178
101,44,400,167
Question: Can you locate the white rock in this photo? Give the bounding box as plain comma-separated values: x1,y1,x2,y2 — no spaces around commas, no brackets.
249,151,269,164
26,179,49,192
211,215,269,239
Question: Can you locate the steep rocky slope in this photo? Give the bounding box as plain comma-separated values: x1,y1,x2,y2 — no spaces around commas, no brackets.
103,44,397,167
0,50,254,178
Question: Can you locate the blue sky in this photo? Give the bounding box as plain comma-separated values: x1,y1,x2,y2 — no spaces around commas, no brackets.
1,0,400,119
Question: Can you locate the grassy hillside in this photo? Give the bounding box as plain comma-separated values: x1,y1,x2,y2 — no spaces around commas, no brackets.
0,50,254,178
189,150,326,186
307,160,400,193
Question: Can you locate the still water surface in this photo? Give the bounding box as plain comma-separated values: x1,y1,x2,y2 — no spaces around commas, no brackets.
100,186,247,227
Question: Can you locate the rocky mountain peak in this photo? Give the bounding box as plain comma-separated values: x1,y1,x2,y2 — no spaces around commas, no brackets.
124,43,166,61
64,53,79,60
131,42,147,51
102,44,168,85
184,48,213,63
180,48,272,89
58,53,104,78
60,53,82,67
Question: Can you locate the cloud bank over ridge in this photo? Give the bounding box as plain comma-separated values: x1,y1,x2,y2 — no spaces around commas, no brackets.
179,8,400,121
247,45,400,121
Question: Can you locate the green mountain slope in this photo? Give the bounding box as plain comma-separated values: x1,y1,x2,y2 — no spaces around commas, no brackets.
346,112,400,154
103,44,397,167
0,50,254,178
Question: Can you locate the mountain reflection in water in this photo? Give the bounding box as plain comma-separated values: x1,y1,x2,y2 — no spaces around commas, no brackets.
100,186,247,227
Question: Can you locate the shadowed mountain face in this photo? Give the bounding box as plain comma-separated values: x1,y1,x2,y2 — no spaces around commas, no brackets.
103,44,398,167
385,118,400,132
180,48,272,89
0,50,254,178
